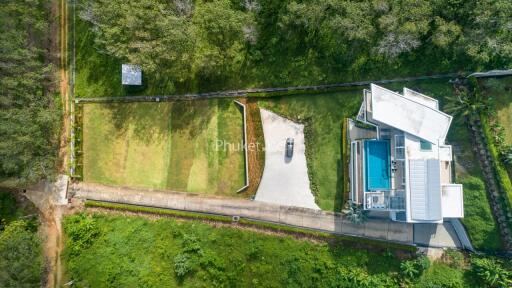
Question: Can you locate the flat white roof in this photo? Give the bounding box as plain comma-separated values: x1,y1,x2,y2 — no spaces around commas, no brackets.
409,159,442,222
122,64,142,85
441,184,464,218
370,84,452,143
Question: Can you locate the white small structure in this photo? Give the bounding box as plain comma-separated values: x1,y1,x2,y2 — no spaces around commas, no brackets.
349,84,463,223
121,64,142,85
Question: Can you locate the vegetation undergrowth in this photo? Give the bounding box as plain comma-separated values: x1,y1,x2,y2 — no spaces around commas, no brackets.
0,191,43,287
63,212,511,287
85,200,417,253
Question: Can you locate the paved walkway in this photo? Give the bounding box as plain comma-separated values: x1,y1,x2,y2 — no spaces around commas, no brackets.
255,109,319,210
73,183,413,244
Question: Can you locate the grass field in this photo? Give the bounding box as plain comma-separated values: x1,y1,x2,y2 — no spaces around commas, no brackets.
63,212,405,287
258,90,362,211
483,77,512,145
82,99,245,195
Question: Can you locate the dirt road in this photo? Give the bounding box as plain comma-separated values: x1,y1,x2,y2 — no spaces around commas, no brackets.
58,0,70,172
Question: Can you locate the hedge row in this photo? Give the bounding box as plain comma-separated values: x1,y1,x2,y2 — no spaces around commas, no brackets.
84,200,417,253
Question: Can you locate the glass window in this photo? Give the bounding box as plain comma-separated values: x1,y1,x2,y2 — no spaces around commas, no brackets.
420,140,432,151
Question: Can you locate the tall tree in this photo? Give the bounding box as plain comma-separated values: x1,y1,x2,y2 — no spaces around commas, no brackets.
0,0,59,184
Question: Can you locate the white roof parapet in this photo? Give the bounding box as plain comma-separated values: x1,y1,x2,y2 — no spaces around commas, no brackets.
370,84,452,144
403,88,439,109
441,184,464,218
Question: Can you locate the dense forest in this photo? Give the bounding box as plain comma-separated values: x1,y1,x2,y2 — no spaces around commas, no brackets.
79,0,512,92
0,0,60,184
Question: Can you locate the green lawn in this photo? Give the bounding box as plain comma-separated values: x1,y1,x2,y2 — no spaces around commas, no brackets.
81,99,245,195
258,90,362,211
63,212,405,287
484,77,512,145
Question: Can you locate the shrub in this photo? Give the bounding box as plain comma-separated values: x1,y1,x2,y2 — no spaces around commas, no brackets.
63,213,100,256
174,253,191,278
343,202,369,224
0,220,43,288
471,257,512,288
400,256,430,282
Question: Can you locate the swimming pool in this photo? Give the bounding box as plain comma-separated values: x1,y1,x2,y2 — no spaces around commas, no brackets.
364,140,391,191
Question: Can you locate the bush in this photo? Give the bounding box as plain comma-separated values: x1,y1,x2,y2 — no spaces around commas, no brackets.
400,256,430,282
174,253,191,278
63,213,100,256
0,220,43,288
471,257,512,288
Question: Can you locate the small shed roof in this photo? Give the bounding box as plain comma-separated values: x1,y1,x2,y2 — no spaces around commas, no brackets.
122,64,142,85
370,84,452,143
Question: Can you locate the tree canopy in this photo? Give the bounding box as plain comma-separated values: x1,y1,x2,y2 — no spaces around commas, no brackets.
79,0,512,92
0,0,60,184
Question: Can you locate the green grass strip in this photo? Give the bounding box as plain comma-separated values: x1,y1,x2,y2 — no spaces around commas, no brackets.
85,200,417,252
85,200,233,223
481,116,512,214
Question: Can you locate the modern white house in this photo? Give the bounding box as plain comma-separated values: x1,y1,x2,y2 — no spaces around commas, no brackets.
349,84,464,223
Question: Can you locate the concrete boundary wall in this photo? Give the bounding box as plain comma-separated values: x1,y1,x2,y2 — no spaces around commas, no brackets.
73,183,414,244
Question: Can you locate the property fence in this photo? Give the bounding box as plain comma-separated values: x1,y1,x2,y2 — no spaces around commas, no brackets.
75,73,461,104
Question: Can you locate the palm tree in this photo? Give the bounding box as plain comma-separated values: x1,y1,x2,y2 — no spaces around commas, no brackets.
343,202,369,224
503,150,512,167
445,87,491,121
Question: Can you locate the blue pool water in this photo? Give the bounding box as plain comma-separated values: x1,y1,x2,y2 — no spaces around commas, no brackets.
364,140,391,191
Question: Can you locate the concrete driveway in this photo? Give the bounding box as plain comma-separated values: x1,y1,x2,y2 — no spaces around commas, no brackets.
255,109,320,210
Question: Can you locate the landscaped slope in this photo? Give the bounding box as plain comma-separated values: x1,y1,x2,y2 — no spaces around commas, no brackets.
81,99,245,195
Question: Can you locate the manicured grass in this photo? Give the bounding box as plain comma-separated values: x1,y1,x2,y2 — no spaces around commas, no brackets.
485,77,512,145
383,80,503,251
63,212,405,287
74,20,125,98
258,90,362,211
81,99,245,195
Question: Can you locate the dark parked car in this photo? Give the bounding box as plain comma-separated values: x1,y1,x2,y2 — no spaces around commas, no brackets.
286,138,294,158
